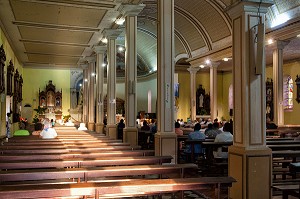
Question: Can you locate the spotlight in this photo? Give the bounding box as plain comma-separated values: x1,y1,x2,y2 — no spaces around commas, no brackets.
205,59,211,65
102,63,106,67
199,65,205,68
115,18,125,25
268,39,273,45
101,38,108,44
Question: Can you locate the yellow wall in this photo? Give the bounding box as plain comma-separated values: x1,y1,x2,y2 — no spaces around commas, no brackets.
177,71,233,122
266,61,300,124
23,68,71,119
0,27,24,137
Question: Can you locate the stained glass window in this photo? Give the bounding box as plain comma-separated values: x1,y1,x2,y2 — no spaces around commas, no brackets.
284,76,293,110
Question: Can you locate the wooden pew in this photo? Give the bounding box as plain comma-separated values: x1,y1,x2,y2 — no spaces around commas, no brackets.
0,177,236,199
3,139,123,145
0,163,198,182
268,144,300,151
0,150,155,161
0,145,141,154
0,156,173,169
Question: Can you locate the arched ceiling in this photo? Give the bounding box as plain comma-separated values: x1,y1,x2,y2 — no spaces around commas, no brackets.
0,0,299,75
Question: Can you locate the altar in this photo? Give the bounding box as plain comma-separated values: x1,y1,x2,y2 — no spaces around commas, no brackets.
39,80,62,120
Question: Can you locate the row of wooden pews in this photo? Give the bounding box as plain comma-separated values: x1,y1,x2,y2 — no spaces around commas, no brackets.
266,137,300,198
0,127,235,199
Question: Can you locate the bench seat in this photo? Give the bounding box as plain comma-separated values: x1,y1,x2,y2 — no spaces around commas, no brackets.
0,177,236,199
0,163,198,182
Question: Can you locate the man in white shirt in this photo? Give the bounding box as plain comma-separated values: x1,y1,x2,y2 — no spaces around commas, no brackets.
40,121,57,139
213,122,233,158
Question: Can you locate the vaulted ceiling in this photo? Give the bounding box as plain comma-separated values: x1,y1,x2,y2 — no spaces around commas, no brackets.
0,0,299,76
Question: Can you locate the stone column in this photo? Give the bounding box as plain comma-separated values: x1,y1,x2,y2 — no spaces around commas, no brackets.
70,88,77,109
273,40,289,126
227,1,273,198
155,0,177,163
187,66,199,122
81,64,89,124
210,62,219,121
103,29,122,139
119,4,145,146
94,46,106,134
86,57,96,131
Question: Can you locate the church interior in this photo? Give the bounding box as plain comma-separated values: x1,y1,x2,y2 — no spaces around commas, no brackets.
0,0,300,198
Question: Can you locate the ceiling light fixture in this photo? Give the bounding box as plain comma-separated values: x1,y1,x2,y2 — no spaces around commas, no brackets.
102,63,106,67
223,58,229,62
79,84,82,87
199,65,205,68
118,46,125,52
297,34,300,38
101,38,108,44
115,18,125,25
84,79,88,82
268,39,273,45
205,59,211,65
91,73,96,76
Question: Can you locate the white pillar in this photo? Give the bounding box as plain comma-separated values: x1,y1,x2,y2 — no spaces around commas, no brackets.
119,4,145,146
81,64,88,124
187,66,199,122
227,1,273,198
86,56,96,131
155,0,177,163
103,29,122,139
94,46,106,134
273,40,289,126
210,62,219,121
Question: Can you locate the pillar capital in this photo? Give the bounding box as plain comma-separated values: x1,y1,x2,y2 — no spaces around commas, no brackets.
227,0,273,19
93,45,107,54
275,40,290,50
80,63,88,69
187,66,200,74
85,56,96,63
103,29,122,39
118,4,145,16
209,61,220,68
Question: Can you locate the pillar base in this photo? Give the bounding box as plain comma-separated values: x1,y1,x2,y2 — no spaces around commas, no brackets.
106,124,117,139
154,132,177,164
95,123,104,134
88,122,95,131
228,146,272,199
123,127,138,147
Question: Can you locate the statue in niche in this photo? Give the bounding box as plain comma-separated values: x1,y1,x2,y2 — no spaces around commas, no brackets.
199,94,204,108
47,91,55,106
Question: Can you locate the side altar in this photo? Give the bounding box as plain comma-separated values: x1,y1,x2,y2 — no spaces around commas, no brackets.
39,80,62,121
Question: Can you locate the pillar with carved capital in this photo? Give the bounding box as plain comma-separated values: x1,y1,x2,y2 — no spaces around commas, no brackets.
210,62,219,121
155,0,177,163
273,40,289,126
81,64,89,124
119,4,145,146
86,57,96,131
187,67,199,122
103,29,122,139
94,46,106,134
227,1,273,198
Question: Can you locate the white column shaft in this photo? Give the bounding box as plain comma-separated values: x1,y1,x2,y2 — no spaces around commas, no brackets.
157,0,175,134
273,41,288,126
107,38,117,125
210,66,218,120
96,51,105,124
83,68,88,123
88,61,95,123
187,67,199,122
125,15,137,128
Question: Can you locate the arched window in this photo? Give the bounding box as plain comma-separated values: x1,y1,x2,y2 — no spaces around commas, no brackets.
284,75,293,111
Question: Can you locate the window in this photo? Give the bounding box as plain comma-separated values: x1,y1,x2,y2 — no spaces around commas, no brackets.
283,75,293,111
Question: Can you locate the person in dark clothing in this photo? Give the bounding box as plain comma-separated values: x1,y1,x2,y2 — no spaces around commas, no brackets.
266,117,278,129
117,119,125,140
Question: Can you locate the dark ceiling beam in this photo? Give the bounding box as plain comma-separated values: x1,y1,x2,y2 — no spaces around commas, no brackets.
13,21,100,32
24,52,83,58
20,39,89,47
18,0,116,9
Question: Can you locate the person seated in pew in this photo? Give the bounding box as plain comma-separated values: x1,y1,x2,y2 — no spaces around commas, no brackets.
205,122,222,138
213,122,233,159
40,121,57,139
266,117,278,129
184,123,206,157
175,122,184,149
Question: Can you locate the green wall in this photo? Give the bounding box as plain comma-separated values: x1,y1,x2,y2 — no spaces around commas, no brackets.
23,68,71,119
